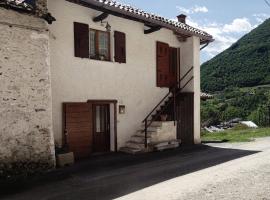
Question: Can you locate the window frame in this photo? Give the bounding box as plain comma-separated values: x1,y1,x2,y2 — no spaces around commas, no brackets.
89,28,111,62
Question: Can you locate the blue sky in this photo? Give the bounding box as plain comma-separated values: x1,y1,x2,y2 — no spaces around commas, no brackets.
119,0,270,63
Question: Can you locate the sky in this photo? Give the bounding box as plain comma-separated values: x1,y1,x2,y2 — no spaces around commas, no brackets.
119,0,270,63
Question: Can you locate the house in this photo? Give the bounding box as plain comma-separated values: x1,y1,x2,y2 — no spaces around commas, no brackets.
0,0,213,175
201,92,214,101
48,0,213,158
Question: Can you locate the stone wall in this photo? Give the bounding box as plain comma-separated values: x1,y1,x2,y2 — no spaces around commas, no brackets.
0,3,55,178
36,0,48,17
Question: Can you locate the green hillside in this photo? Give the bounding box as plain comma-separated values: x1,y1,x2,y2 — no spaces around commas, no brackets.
201,18,270,92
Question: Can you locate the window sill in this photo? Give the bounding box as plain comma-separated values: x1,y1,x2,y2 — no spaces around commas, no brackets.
76,56,127,64
90,57,112,62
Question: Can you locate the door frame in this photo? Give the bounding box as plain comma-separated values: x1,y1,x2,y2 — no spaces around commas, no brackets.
87,100,118,152
63,100,118,156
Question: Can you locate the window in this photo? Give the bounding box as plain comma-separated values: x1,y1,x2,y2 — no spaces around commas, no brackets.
89,29,110,61
74,23,126,62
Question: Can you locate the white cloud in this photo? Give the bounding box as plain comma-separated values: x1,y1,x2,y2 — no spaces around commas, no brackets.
223,18,254,33
253,13,270,23
184,17,260,61
186,18,238,58
176,5,208,14
176,6,192,14
193,5,208,13
173,7,267,61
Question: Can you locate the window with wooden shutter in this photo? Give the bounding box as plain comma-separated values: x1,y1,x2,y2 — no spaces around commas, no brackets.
157,42,170,87
89,29,111,61
74,22,89,58
157,42,179,88
114,31,126,63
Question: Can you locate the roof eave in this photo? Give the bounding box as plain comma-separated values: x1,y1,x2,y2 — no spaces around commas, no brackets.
67,0,214,43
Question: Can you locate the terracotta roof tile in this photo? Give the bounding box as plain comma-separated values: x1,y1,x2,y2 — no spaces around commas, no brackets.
82,0,213,42
0,0,35,12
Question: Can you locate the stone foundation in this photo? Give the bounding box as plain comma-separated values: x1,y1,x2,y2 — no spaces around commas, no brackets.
150,121,177,143
0,6,55,178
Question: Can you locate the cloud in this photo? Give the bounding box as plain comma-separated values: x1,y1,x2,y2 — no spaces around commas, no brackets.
183,17,260,61
253,13,270,23
223,18,254,33
176,6,191,14
173,6,267,62
186,18,238,58
193,5,209,13
176,5,208,14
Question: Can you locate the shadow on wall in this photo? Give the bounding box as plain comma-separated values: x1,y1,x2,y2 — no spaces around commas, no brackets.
0,145,260,199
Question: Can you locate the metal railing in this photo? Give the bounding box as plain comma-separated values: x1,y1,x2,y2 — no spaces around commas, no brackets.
142,66,194,148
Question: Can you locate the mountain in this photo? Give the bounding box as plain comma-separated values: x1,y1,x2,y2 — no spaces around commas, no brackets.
201,18,270,92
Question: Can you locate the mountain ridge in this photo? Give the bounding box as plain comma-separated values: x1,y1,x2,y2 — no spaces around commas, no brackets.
201,18,270,92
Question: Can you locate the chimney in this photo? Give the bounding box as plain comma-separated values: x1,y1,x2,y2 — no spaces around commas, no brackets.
177,14,187,23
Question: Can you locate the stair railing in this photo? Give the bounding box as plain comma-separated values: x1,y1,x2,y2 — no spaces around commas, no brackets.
142,66,194,148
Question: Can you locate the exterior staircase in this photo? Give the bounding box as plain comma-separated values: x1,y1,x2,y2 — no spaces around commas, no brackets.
120,121,180,154
120,66,194,154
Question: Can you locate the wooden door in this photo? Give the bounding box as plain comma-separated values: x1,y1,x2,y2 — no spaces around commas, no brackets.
64,103,93,159
157,42,170,87
93,104,111,153
177,93,194,145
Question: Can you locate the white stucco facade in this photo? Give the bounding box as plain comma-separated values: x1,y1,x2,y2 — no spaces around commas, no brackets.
181,36,201,144
48,0,201,149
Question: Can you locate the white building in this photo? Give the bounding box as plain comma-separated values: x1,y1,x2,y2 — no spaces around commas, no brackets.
48,0,213,158
0,0,213,173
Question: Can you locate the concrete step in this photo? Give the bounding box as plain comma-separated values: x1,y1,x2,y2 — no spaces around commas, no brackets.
141,121,163,128
136,129,158,134
134,130,157,138
130,135,151,143
155,143,179,151
151,140,180,147
150,140,180,151
138,126,160,132
119,147,143,154
126,141,146,150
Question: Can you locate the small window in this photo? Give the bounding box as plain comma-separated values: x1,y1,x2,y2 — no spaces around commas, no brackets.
89,29,110,61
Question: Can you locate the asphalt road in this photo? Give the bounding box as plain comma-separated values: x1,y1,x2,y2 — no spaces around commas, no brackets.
2,138,270,200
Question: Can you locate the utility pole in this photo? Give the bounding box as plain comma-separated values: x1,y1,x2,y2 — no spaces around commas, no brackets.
265,0,270,7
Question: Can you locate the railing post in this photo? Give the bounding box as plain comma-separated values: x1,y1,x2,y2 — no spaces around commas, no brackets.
173,89,176,126
144,119,148,148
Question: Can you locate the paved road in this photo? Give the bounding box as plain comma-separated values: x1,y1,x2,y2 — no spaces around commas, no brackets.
2,138,270,200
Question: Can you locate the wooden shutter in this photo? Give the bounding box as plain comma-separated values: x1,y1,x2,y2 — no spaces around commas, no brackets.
74,22,89,58
169,47,178,87
157,42,170,87
63,103,93,159
114,31,126,63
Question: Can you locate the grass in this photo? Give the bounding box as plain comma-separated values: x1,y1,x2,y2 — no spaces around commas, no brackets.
201,127,270,143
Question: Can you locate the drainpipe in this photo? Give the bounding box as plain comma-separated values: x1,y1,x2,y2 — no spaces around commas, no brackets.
200,42,209,51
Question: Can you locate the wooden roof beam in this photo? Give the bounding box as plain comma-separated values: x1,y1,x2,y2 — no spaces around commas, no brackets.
144,25,162,34
174,32,190,42
68,0,214,44
93,12,109,22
